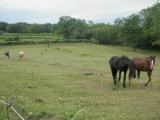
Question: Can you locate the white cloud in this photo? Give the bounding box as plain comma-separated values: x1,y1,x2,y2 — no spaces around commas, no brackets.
0,0,156,23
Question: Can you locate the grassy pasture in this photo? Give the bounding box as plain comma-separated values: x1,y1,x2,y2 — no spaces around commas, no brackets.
0,43,160,120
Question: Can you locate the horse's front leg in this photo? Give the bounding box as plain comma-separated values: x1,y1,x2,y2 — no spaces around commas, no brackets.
118,70,121,83
113,70,118,86
123,71,127,87
145,71,152,86
111,68,117,86
137,70,140,79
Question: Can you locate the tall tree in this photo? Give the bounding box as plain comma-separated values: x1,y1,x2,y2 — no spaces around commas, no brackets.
121,14,143,50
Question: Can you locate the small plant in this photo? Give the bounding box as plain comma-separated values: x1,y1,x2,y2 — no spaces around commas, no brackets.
14,35,20,41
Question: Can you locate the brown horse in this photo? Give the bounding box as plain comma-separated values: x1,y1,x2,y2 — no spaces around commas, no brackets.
129,56,155,86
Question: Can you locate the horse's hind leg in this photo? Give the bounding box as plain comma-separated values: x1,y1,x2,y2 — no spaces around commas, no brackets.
137,70,140,79
138,70,143,84
145,71,152,86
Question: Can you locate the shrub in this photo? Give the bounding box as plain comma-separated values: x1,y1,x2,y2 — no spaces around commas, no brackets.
5,36,20,41
14,35,20,41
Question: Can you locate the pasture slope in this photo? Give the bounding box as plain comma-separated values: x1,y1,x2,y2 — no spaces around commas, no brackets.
0,43,160,120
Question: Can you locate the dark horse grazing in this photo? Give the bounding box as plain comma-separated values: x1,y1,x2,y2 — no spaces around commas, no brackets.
5,49,9,59
109,56,136,87
130,56,155,86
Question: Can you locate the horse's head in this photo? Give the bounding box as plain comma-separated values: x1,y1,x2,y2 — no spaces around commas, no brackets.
149,56,155,64
129,60,136,78
148,56,155,70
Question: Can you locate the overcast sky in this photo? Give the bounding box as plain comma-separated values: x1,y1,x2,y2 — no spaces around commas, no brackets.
0,0,156,24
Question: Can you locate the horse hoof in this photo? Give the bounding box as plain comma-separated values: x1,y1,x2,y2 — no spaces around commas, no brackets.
123,85,126,88
145,83,148,86
112,85,117,90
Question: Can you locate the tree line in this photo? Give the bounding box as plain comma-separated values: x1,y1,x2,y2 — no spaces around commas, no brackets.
0,22,56,33
0,3,160,49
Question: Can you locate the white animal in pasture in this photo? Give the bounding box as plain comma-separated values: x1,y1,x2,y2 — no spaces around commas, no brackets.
19,50,24,62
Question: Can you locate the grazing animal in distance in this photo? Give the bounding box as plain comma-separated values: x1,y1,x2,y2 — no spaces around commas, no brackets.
109,56,136,87
5,49,9,59
19,50,24,62
130,56,155,86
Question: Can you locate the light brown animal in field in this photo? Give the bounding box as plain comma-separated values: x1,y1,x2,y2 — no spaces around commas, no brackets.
129,56,155,86
19,50,24,62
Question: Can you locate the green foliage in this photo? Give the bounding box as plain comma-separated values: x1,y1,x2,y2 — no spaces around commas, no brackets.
121,14,143,49
56,16,90,39
0,22,8,32
141,3,160,47
112,3,160,49
91,24,123,45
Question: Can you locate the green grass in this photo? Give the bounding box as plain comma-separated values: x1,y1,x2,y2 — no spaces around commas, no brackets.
0,43,160,120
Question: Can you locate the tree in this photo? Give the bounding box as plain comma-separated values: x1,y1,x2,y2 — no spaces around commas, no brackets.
141,3,160,47
0,22,8,32
121,14,143,50
91,24,119,44
56,16,88,39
